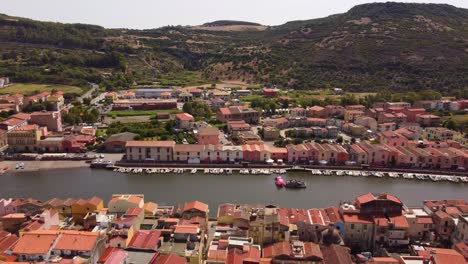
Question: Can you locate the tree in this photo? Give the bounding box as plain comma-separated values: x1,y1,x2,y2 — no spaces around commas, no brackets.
442,118,458,131
336,136,344,144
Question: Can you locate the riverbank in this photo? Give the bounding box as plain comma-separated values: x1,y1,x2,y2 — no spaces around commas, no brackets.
115,161,468,176
1,160,89,172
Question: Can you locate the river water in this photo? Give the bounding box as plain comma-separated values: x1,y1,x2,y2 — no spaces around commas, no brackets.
1,168,467,215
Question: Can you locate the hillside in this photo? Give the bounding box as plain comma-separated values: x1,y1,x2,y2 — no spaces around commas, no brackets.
0,2,467,96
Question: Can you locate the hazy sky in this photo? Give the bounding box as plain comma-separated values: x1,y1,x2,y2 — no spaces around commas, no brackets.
2,0,467,29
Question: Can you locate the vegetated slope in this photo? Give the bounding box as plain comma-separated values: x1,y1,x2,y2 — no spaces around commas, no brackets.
0,2,467,96
197,2,468,94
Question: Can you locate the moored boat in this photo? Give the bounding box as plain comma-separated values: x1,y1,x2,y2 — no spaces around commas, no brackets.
275,176,286,187
285,179,307,189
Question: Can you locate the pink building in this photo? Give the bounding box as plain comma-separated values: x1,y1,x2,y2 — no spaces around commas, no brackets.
349,144,368,165
242,143,269,162
24,92,51,105
0,198,17,216
286,144,310,163
307,106,325,117
29,111,62,132
306,118,326,127
197,127,220,145
358,141,391,166
378,131,409,147
324,105,345,117
403,108,426,122
307,142,348,164
267,146,288,162
346,105,366,111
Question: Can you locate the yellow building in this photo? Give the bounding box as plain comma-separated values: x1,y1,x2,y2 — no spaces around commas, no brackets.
71,197,104,224
7,125,42,152
43,198,76,219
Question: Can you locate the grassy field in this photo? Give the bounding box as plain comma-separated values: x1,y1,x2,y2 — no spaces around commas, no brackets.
108,109,182,117
446,114,468,123
0,83,83,95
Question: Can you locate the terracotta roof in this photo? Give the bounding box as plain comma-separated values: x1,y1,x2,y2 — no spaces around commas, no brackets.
370,257,399,263
445,206,462,216
98,247,123,263
325,207,342,223
208,249,228,262
175,113,194,121
88,196,102,206
355,193,402,207
418,248,466,264
109,195,143,207
156,253,186,264
343,213,372,224
126,140,175,147
14,124,39,131
435,210,451,220
12,231,58,255
183,200,208,213
0,234,19,252
262,241,291,258
125,207,144,216
174,225,199,234
417,217,433,224
104,249,128,264
320,244,353,264
54,232,99,251
144,202,158,213
309,106,325,111
127,230,161,251
198,127,220,136
454,242,468,260
1,213,27,219
1,118,24,127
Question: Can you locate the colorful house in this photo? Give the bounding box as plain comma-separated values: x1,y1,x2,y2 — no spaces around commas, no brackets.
71,197,104,224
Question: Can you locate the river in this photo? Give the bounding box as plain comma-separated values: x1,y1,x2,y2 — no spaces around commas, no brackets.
1,168,467,215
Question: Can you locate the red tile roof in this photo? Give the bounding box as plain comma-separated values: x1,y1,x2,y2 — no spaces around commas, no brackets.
125,207,144,216
418,248,466,264
104,249,128,264
417,217,434,225
445,206,462,216
0,234,19,252
174,225,199,234
12,231,58,255
320,244,353,264
87,196,102,206
355,193,402,207
156,253,186,264
198,127,220,136
262,241,291,258
175,113,194,121
454,242,468,260
98,247,123,263
343,213,373,224
127,230,161,251
183,200,208,213
15,124,39,131
53,232,99,251
126,140,175,147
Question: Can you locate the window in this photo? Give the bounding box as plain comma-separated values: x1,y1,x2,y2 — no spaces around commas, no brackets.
351,224,355,230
